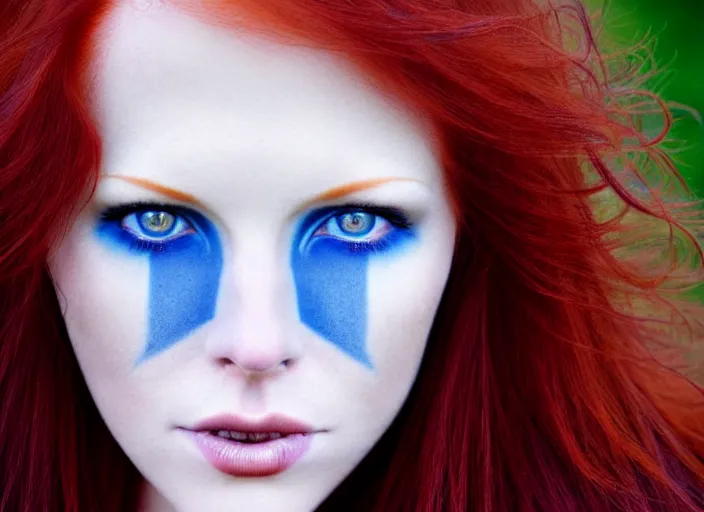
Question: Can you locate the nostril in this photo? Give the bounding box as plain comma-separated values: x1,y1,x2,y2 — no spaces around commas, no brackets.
220,353,295,376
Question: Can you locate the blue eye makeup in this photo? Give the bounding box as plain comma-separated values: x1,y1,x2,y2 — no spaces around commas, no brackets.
95,200,417,370
97,203,205,253
291,204,417,369
96,202,223,362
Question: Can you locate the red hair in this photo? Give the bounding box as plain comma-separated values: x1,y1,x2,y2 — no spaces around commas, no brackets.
1,1,703,511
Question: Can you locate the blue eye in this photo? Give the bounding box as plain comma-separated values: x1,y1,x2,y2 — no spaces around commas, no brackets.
314,211,391,244
122,210,194,243
97,203,201,253
298,205,414,255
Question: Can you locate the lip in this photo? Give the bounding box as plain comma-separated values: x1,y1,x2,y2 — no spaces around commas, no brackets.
190,414,315,435
182,414,318,477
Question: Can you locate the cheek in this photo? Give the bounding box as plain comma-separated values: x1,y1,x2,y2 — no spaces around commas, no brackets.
312,243,453,452
49,230,150,380
365,249,449,383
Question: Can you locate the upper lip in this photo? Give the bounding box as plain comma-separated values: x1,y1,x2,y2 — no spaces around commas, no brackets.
186,414,316,435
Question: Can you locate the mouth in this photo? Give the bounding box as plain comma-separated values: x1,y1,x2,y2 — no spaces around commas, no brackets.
209,430,297,443
181,414,321,477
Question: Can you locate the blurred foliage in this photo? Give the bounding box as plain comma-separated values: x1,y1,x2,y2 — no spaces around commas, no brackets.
586,0,703,300
587,0,704,196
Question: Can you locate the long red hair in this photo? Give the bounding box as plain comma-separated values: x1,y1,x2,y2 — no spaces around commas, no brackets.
1,0,703,511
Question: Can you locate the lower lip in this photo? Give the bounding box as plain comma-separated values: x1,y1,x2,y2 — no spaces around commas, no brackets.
185,430,313,477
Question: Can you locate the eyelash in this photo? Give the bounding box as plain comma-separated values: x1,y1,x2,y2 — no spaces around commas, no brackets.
99,202,197,253
303,203,412,254
98,201,413,254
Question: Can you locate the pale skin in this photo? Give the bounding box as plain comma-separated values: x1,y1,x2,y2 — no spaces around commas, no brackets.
49,2,456,511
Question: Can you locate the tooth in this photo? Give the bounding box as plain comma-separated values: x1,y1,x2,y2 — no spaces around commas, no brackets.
230,431,248,441
270,433,281,440
217,430,230,439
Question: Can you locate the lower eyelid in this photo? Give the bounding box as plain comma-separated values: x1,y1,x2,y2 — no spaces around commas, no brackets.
130,226,195,239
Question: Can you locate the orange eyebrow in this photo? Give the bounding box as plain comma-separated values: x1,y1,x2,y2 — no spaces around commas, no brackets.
105,175,418,210
106,176,202,206
301,177,419,208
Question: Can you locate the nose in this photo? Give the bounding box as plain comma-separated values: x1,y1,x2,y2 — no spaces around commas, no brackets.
210,309,298,378
204,245,302,379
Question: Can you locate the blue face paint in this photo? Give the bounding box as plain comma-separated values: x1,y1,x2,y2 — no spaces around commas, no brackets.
95,204,223,362
96,201,413,368
291,206,416,368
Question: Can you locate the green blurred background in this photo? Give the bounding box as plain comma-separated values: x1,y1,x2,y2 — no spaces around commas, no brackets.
586,0,703,300
586,0,703,196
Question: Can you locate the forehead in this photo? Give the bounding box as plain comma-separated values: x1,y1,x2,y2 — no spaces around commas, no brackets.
89,2,443,213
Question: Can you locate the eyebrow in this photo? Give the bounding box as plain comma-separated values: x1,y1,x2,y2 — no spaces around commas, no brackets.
299,177,420,209
104,175,418,209
105,176,203,206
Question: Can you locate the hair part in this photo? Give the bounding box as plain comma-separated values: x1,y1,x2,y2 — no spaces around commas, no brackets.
1,0,703,510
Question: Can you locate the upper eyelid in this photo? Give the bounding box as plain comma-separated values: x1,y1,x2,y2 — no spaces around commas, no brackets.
100,200,409,220
98,202,202,226
308,203,410,221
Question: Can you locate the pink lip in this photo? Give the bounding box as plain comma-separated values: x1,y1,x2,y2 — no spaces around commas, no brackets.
182,414,317,477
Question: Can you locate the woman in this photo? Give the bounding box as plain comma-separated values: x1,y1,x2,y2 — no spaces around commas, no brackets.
1,0,703,510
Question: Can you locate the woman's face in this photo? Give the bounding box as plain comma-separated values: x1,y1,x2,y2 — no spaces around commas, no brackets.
49,3,455,511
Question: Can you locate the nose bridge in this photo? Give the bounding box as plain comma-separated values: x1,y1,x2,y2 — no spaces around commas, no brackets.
235,240,291,325
206,228,301,373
